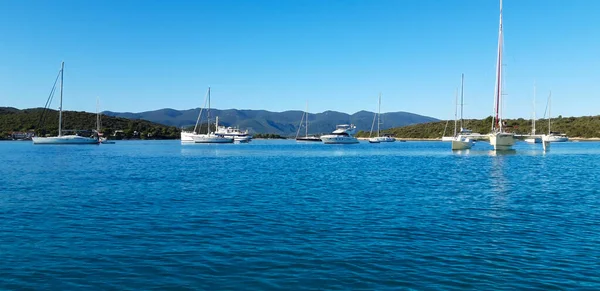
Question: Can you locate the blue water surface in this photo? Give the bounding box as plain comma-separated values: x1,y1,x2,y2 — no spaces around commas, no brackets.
1,140,599,290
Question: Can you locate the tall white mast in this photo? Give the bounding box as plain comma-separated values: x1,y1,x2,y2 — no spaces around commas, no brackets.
96,97,100,133
377,93,381,137
207,87,211,134
492,0,504,132
305,100,309,138
532,82,536,135
460,73,465,131
453,88,458,137
548,91,552,135
58,61,64,137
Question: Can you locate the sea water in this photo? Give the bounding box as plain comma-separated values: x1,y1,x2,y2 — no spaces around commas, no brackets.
0,140,599,290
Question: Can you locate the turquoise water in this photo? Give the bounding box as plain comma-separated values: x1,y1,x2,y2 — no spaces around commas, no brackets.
1,140,599,290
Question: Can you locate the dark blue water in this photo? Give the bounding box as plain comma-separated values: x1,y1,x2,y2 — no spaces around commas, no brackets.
1,140,599,290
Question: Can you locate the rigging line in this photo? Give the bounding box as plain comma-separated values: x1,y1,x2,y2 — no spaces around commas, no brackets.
37,70,61,131
295,111,305,139
193,89,210,134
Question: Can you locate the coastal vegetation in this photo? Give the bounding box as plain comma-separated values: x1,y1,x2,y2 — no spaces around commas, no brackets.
253,133,286,139
0,107,180,140
356,116,600,139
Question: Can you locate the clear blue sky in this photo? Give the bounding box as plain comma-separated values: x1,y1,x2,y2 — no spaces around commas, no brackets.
1,0,598,119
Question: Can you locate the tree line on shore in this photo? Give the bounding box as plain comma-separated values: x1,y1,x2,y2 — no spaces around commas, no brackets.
356,115,600,139
0,108,180,140
4,107,599,140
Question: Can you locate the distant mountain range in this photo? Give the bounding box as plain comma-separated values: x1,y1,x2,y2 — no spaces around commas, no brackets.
103,108,438,136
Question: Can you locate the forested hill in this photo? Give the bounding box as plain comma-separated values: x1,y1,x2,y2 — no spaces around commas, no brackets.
356,116,600,139
103,108,438,135
0,107,180,139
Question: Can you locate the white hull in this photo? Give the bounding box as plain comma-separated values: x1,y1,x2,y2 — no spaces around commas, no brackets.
234,135,252,143
180,131,197,143
32,135,99,145
296,136,322,142
369,136,395,143
192,134,234,143
451,136,473,150
489,132,515,150
543,135,569,143
441,136,454,142
321,135,359,144
524,137,541,144
99,137,115,144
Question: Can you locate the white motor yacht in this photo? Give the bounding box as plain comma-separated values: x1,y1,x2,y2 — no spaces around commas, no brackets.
321,124,359,144
216,125,252,142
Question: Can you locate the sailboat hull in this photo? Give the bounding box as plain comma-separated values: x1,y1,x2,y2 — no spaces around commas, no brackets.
451,137,473,150
181,131,197,143
296,137,321,142
32,135,99,145
192,134,234,143
369,136,395,143
489,133,515,150
524,137,541,144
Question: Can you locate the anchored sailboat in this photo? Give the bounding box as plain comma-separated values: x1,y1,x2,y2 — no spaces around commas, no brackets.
542,91,569,143
32,62,99,145
369,94,395,143
525,83,541,143
295,101,321,142
488,0,515,151
180,87,234,144
451,74,473,150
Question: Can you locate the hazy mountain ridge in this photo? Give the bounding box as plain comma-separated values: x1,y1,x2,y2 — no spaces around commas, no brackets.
103,108,439,135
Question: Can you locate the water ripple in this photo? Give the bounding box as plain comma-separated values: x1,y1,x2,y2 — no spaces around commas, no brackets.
1,140,599,289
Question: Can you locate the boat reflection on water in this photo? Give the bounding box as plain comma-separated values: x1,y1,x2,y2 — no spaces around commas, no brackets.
488,149,517,157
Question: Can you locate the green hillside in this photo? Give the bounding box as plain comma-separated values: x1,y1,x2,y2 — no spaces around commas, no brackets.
0,107,180,139
357,116,600,139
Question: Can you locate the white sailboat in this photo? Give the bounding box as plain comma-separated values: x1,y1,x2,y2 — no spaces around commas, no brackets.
542,91,569,143
181,87,234,144
32,62,99,145
451,74,473,150
524,83,541,143
488,0,515,151
295,101,321,142
369,94,395,143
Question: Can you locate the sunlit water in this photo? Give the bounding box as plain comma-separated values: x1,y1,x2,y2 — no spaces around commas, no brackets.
1,140,599,290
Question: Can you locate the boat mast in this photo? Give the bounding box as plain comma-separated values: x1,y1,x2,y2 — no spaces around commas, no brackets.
492,0,504,133
305,100,309,138
207,87,211,134
548,91,552,135
454,88,458,137
377,93,381,137
532,82,536,135
96,97,100,133
460,73,464,131
59,61,64,137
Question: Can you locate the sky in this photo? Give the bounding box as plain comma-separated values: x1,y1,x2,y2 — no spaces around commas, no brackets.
1,0,598,120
